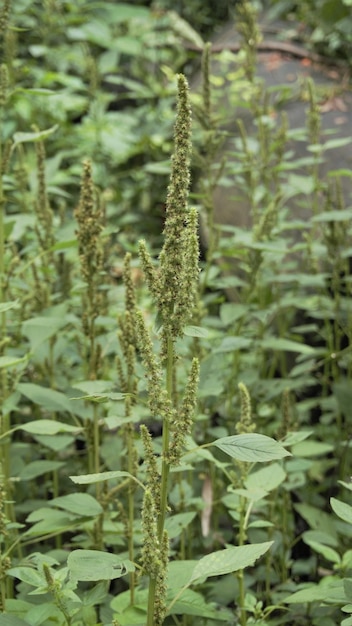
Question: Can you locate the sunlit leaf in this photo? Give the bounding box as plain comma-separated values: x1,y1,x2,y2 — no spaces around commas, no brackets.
213,434,291,462
189,542,273,584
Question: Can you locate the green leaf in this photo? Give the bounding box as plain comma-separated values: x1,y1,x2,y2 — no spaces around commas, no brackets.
260,337,315,354
13,125,58,145
110,588,148,620
33,434,74,452
70,470,136,484
18,87,55,96
292,441,334,457
331,497,352,525
169,589,232,620
18,383,73,413
284,579,345,604
7,566,44,588
165,512,197,539
25,509,77,536
167,560,199,593
72,380,114,395
49,493,103,517
322,137,352,150
0,616,30,626
283,584,325,603
246,463,286,493
67,550,135,582
184,325,209,338
71,392,125,403
344,579,352,602
304,540,340,565
312,208,352,222
334,380,352,419
282,430,313,446
215,336,252,352
302,530,338,548
212,434,291,462
22,316,68,351
294,503,338,538
0,300,19,312
19,419,80,435
189,542,273,584
51,239,77,251
220,303,247,326
0,354,29,369
18,460,64,480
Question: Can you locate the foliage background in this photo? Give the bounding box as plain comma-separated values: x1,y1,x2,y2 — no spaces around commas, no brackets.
0,1,352,625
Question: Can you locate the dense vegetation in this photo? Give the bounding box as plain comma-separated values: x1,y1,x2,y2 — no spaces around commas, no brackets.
1,1,352,625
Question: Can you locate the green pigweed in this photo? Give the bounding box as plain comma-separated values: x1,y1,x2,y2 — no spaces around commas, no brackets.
141,488,161,580
140,424,161,515
306,78,321,145
139,75,197,350
278,389,295,439
135,74,199,626
236,382,256,435
153,530,169,626
135,310,173,422
201,42,211,125
0,0,11,42
75,160,103,292
75,159,106,375
0,64,8,108
34,137,55,253
236,0,261,82
167,357,199,465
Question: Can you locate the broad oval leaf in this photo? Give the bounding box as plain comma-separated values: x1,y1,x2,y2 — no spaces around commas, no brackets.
189,542,273,584
212,434,291,462
246,463,286,493
331,497,352,525
49,493,102,517
18,383,73,413
19,420,80,435
67,549,135,582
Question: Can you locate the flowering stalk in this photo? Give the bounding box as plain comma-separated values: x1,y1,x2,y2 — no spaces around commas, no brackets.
137,74,200,626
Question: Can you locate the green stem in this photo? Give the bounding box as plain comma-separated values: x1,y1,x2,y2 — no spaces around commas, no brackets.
146,577,158,626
